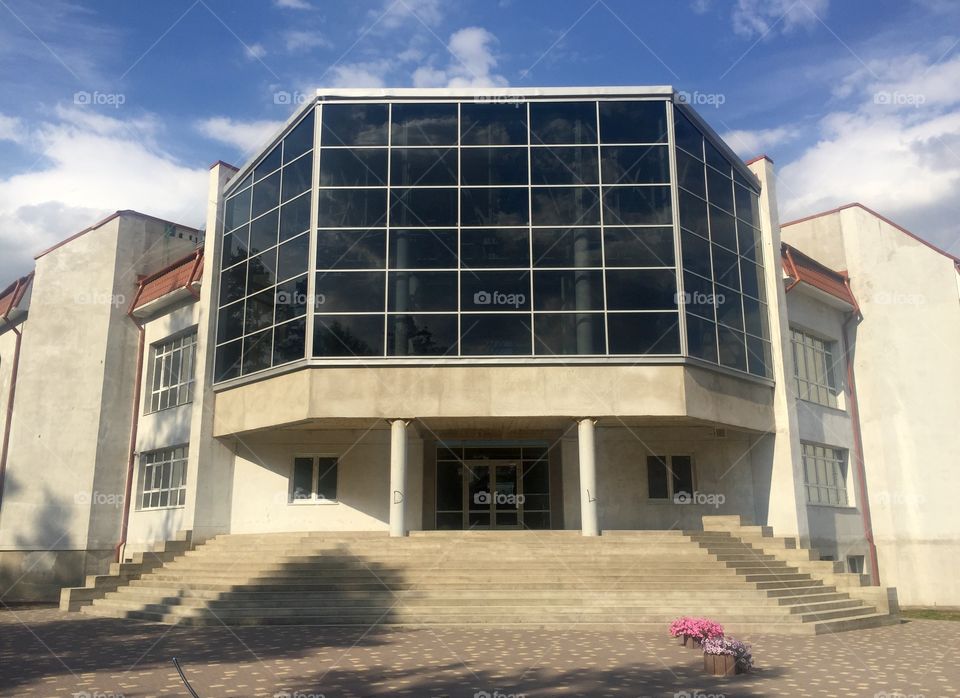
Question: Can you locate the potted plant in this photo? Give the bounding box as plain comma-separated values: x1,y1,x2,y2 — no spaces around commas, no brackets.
702,636,754,676
668,617,724,647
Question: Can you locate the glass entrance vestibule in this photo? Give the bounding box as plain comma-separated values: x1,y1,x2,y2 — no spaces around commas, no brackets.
435,443,552,530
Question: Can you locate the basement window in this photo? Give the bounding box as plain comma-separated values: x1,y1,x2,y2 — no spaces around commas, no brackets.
647,455,694,502
290,456,339,503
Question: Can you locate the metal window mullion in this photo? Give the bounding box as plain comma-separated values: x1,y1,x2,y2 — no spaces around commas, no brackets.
594,100,611,354
665,100,686,359
527,101,535,354
305,101,321,362
384,102,393,357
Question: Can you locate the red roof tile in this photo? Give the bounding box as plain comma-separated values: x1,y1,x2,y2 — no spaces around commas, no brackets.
781,243,858,309
131,250,203,311
0,273,33,319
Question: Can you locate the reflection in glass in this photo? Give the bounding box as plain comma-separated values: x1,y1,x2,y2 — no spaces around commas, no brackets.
276,233,309,282
676,147,706,198
460,314,532,355
605,269,678,310
533,270,603,311
282,152,313,201
461,102,527,145
709,205,738,251
599,100,668,143
245,289,275,333
321,103,388,146
461,147,528,185
461,188,529,226
283,109,314,163
316,230,386,269
715,290,744,331
254,145,281,180
678,189,709,237
534,313,605,355
217,301,244,343
706,167,734,214
389,229,457,269
251,170,281,218
683,271,717,319
388,314,457,356
390,188,458,227
242,329,272,374
600,146,669,184
461,271,531,311
319,148,387,186
718,325,747,371
673,109,703,158
246,248,277,294
222,230,249,269
249,209,278,253
604,227,675,267
215,340,242,382
279,193,311,241
391,103,458,146
317,188,387,228
712,244,741,291
607,312,681,354
275,274,309,322
681,230,712,279
273,318,306,365
461,229,530,268
530,147,598,185
391,148,457,186
313,315,384,356
530,101,597,144
388,271,457,312
314,271,385,312
219,263,246,306
532,228,601,268
224,188,251,231
602,186,672,226
686,313,718,362
531,186,600,226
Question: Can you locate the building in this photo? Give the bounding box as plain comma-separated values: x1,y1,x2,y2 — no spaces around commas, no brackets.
0,87,954,610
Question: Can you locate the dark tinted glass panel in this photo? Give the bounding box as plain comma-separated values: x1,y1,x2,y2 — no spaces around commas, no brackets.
461,229,529,268
686,313,718,362
274,318,307,365
215,340,242,382
461,147,528,185
222,230,248,269
388,314,458,356
599,100,667,143
391,103,458,146
461,102,527,144
532,228,601,268
220,263,247,305
460,314,532,355
282,152,313,201
674,110,703,159
678,189,709,237
529,102,597,144
390,188,457,227
530,147,598,185
704,139,730,174
743,296,769,338
534,313,605,355
709,205,738,251
217,301,244,343
321,103,388,146
531,187,600,226
275,274,309,322
390,229,457,269
319,148,387,186
735,183,760,227
600,146,669,184
316,230,385,269
608,312,681,354
388,271,457,312
391,148,457,186
277,233,309,282
602,186,671,225
249,209,278,253
247,249,277,294
604,227,675,267
715,290,744,331
718,325,747,371
279,192,311,241
672,456,694,498
737,222,761,263
254,145,281,180
283,110,314,163
461,271,530,311
245,289,275,333
313,315,383,357
706,167,734,214
747,335,772,378
314,271,384,312
712,244,741,291
681,229,712,278
461,188,529,226
317,188,387,228
682,272,717,319
533,270,603,310
242,329,272,374
233,172,252,193
740,259,766,301
605,269,678,310
251,170,281,218
676,147,706,199
647,456,668,498
224,188,251,231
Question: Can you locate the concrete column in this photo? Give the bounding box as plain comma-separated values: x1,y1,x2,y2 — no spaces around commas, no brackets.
577,418,599,536
389,419,409,537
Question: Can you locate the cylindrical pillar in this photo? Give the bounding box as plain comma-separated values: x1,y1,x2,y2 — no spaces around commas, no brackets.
578,417,599,536
389,419,409,537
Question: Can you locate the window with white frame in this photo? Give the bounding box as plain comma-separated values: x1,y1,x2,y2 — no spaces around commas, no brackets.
802,443,849,506
791,328,839,408
148,332,197,413
139,445,188,510
291,456,339,502
646,455,694,502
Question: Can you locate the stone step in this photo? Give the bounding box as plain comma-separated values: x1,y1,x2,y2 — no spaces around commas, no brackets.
158,562,738,575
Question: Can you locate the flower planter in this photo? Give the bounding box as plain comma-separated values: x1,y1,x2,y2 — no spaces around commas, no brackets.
703,653,741,676
681,635,702,648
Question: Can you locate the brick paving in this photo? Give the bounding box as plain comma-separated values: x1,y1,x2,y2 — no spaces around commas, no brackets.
0,605,956,697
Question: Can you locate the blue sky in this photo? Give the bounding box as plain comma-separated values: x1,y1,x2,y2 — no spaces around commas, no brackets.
1,0,958,281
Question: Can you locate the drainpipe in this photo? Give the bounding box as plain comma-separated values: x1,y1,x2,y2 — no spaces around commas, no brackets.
0,276,28,513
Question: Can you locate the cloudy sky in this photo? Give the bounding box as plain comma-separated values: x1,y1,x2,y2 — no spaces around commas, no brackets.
0,0,958,282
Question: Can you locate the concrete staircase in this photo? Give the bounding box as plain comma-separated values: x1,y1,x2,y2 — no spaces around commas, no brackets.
64,520,899,634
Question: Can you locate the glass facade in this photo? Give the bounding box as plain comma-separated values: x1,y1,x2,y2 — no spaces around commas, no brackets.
214,95,772,382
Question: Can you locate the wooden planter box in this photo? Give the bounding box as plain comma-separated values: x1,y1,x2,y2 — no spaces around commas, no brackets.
703,653,741,676
678,635,701,648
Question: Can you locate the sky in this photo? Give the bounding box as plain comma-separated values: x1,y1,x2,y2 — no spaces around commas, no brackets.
1,0,959,283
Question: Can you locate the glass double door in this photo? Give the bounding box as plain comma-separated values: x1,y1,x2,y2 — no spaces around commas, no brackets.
464,460,521,529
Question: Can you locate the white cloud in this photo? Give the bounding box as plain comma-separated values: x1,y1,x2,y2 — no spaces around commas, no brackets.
274,0,312,9
245,43,268,60
371,0,443,30
284,30,332,52
732,0,829,38
327,63,389,88
722,126,801,156
195,117,285,153
0,115,26,144
412,27,508,88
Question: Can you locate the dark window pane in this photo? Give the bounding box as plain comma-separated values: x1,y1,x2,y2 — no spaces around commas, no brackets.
532,186,600,226
712,244,741,291
599,100,668,143
282,152,313,201
222,230,248,269
532,228,601,268
277,233,309,282
686,313,717,362
254,144,281,180
602,186,672,226
461,188,529,226
673,110,703,159
704,138,731,175
389,229,457,269
388,314,458,356
252,170,281,218
740,259,766,301
681,230,712,279
709,205,738,251
715,290,744,331
242,329,273,374
678,189,709,237
461,271,530,312
676,148,706,199
214,339,242,382
460,314,532,355
534,313,605,355
249,209,278,253
316,230,386,269
322,103,388,146
461,229,530,268
246,248,277,294
317,188,387,227
275,274,309,322
718,325,747,371
224,188,251,231
279,192,311,241
317,457,339,500
671,456,694,498
735,183,760,228
245,289,275,334
319,148,387,186
604,227,675,267
743,296,769,339
283,109,315,164
461,102,527,145
737,222,761,263
530,102,597,144
217,301,244,343
608,312,680,354
706,167,734,213
219,263,247,306
390,188,457,227
388,271,457,312
461,147,528,185
683,272,717,319
533,270,603,311
315,271,384,312
391,147,457,186
313,315,384,357
391,103,458,146
605,269,678,310
747,335,772,378
601,146,669,185
292,457,314,500
647,456,668,498
530,147,598,185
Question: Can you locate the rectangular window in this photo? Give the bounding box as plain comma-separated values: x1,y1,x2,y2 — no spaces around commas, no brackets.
148,332,197,413
138,445,188,510
646,455,694,501
290,456,339,502
791,328,839,408
802,443,849,506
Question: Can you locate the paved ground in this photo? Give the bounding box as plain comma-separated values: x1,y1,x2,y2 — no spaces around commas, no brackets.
0,605,956,697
